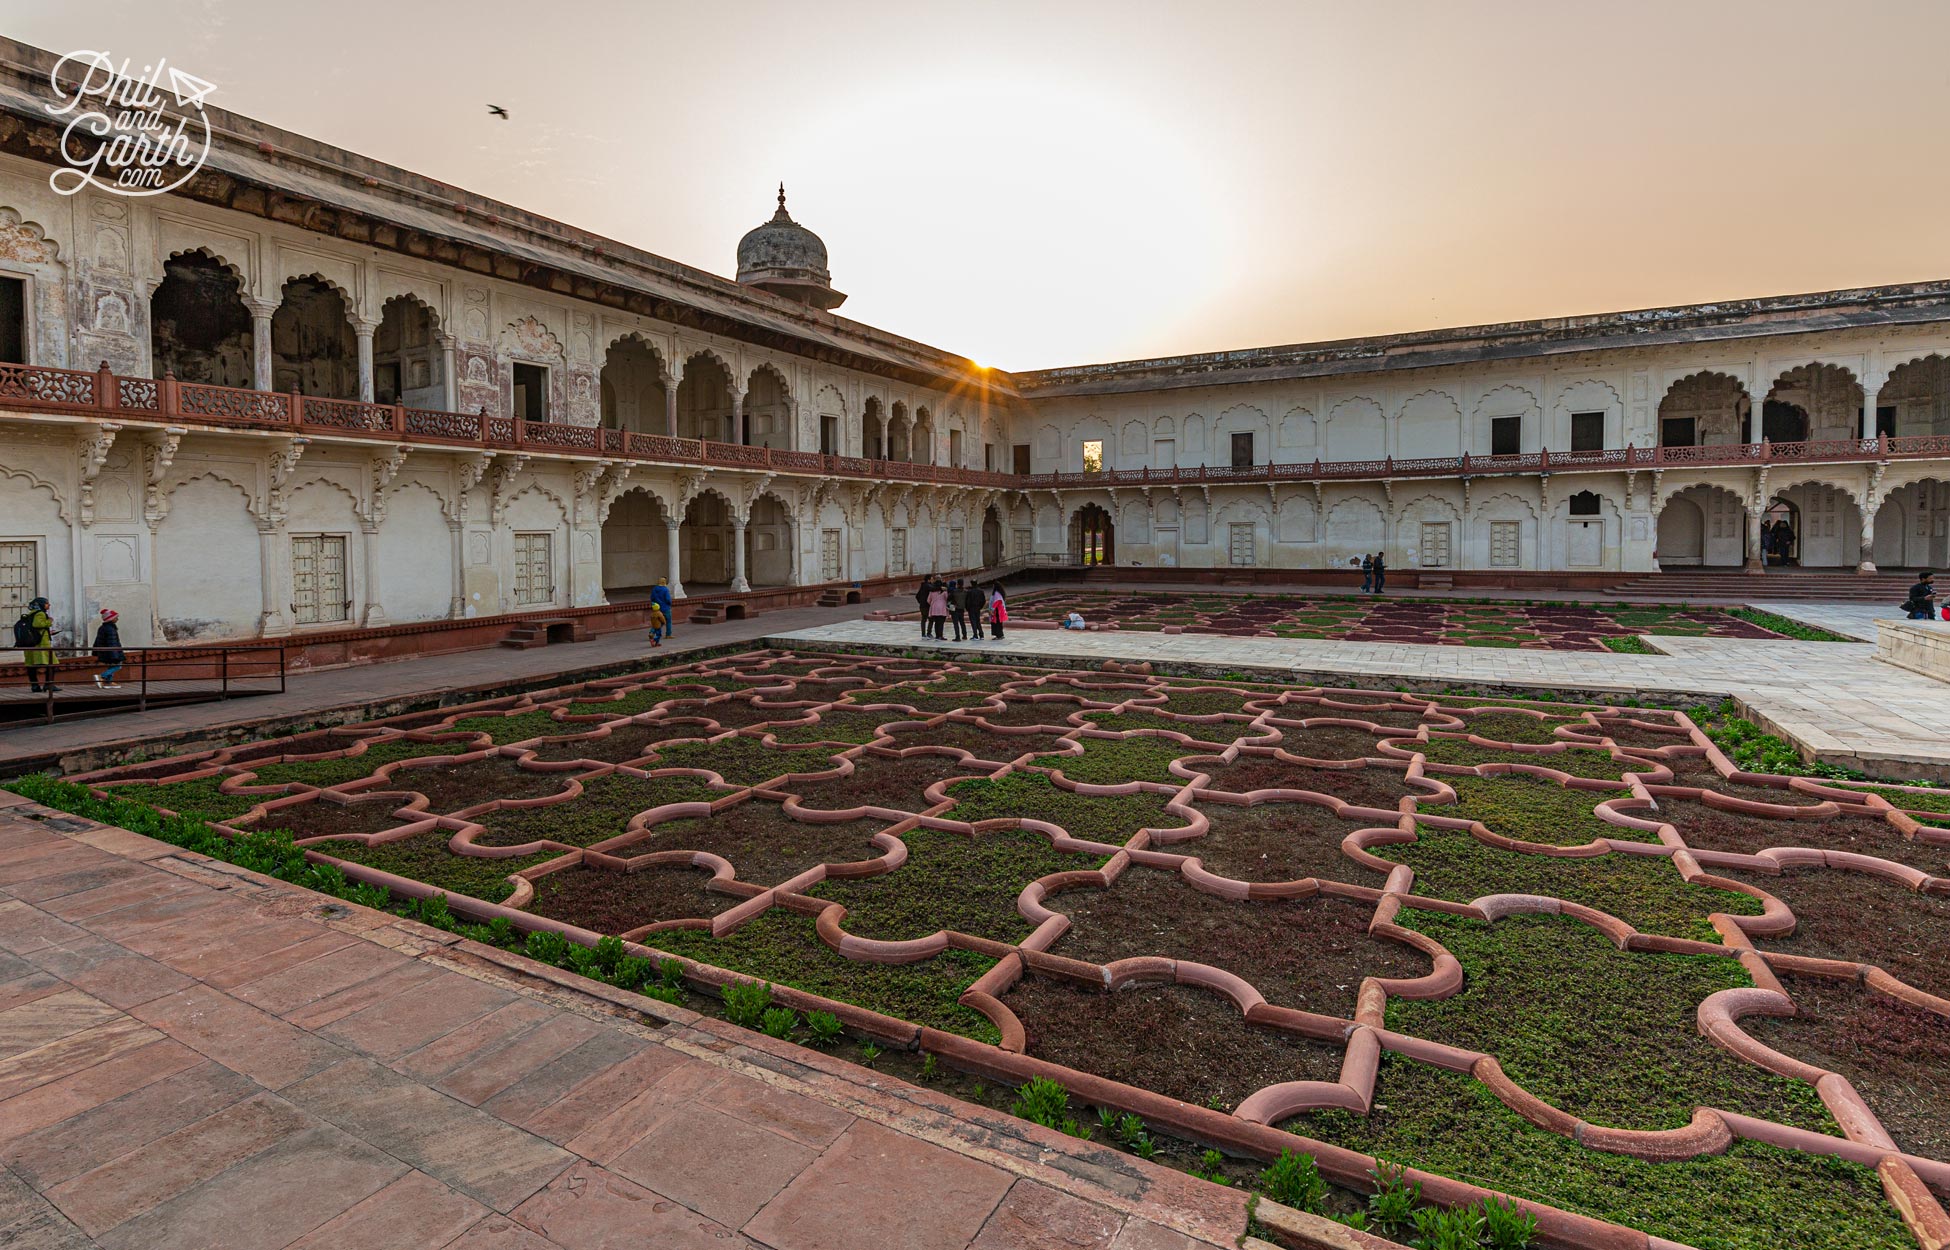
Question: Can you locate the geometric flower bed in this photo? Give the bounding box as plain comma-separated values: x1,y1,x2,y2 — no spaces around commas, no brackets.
35,649,1950,1250
995,589,1842,650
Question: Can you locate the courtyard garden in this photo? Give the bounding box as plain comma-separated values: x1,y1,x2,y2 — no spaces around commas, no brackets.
987,589,1848,651
13,649,1948,1250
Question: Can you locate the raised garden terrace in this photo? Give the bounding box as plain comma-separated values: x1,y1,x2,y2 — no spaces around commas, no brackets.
17,649,1950,1250
993,589,1848,651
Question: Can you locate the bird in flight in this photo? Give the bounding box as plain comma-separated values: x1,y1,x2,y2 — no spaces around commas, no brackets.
487,105,509,119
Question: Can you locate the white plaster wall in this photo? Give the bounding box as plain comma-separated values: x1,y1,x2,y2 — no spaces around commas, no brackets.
156,475,260,640
377,484,454,622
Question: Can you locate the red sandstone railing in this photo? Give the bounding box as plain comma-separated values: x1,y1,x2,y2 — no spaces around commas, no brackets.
1,360,1945,490
0,361,1017,489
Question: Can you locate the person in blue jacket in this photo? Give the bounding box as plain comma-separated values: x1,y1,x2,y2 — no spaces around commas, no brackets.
650,577,675,639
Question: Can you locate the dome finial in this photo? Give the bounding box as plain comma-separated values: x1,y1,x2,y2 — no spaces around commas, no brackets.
777,182,787,214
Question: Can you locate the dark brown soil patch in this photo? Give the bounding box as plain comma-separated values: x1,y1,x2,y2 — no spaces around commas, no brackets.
655,700,791,731
786,753,988,813
1267,725,1388,762
387,758,573,814
470,773,724,848
1746,974,1950,1162
1688,780,1834,808
625,801,891,885
1050,867,1423,1015
883,722,1067,761
224,731,375,764
1286,703,1428,730
1655,799,1948,875
267,799,408,838
1182,800,1389,884
1005,973,1344,1111
1725,866,1950,1001
523,722,693,764
524,862,733,932
1591,721,1696,751
1198,756,1415,810
973,699,1096,728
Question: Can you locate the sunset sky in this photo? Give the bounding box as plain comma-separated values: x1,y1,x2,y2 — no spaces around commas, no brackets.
12,1,1950,371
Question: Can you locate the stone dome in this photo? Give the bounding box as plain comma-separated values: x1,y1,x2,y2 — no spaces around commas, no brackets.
736,185,846,310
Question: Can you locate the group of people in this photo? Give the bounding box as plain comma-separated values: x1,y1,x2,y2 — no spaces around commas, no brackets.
13,601,125,694
914,577,1007,641
1358,551,1388,594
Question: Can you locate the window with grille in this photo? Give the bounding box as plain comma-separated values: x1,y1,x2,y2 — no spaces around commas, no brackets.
513,532,554,605
1228,522,1254,566
291,535,349,624
0,541,36,622
949,527,965,567
890,528,907,573
1489,521,1520,567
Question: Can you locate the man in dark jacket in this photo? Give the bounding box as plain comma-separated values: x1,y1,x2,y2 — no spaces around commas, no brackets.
915,576,933,636
1905,572,1937,620
947,578,968,641
963,581,987,640
92,608,125,689
1371,551,1387,595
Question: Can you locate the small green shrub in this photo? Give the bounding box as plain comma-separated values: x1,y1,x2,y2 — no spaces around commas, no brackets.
805,1010,843,1047
760,1006,799,1039
1011,1076,1071,1129
525,929,570,963
1258,1148,1327,1213
722,980,774,1028
917,1052,938,1080
858,1040,883,1066
1482,1196,1539,1249
1194,1148,1232,1186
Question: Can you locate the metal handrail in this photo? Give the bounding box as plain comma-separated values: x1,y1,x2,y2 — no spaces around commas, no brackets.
1,641,287,726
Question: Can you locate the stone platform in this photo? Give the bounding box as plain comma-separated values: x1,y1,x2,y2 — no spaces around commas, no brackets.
0,792,1257,1250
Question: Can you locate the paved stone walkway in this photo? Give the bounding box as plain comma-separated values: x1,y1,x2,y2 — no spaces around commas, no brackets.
0,597,898,773
774,619,1950,779
0,793,1245,1250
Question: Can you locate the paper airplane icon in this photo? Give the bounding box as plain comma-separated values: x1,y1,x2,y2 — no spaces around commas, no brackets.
165,65,216,108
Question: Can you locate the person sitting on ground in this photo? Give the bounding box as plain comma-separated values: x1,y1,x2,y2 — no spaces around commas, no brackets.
1905,571,1937,620
646,601,667,648
1063,611,1087,631
92,608,125,689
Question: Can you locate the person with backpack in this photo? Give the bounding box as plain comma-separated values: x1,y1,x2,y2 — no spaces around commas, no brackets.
963,580,987,640
91,609,125,689
1904,571,1937,620
17,597,56,694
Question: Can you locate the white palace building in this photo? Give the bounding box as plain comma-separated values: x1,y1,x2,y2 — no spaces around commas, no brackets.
2,38,1949,655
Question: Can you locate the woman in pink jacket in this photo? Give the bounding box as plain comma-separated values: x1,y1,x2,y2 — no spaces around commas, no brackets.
925,582,950,640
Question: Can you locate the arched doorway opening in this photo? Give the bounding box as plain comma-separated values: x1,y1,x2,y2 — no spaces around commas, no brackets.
1878,357,1950,438
676,354,733,442
747,494,794,588
599,488,672,600
744,365,791,448
1656,372,1750,447
912,408,934,464
1655,485,1746,568
981,505,1003,567
373,296,441,407
271,276,357,398
1763,365,1861,443
889,402,910,461
1760,498,1800,566
1873,479,1950,569
150,252,252,387
679,491,734,592
863,398,886,460
1072,504,1114,566
600,337,668,433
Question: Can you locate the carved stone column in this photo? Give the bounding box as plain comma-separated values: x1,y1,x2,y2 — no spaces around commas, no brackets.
354,319,378,403
360,521,386,625
438,335,458,412
448,519,465,618
664,381,678,438
1858,507,1878,574
257,520,290,636
665,518,686,598
731,518,750,592
248,299,278,392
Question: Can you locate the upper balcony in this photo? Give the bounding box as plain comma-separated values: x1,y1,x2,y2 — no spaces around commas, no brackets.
0,361,1020,489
